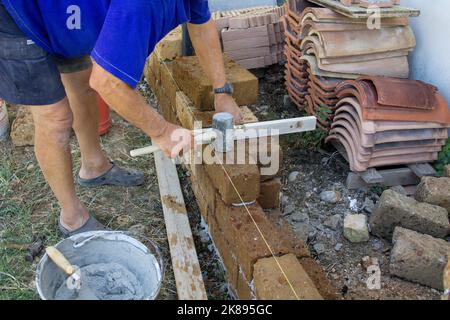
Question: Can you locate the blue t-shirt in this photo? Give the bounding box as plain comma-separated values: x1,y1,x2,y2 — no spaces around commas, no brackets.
2,0,211,87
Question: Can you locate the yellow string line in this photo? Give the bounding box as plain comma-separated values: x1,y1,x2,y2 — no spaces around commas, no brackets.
151,49,300,300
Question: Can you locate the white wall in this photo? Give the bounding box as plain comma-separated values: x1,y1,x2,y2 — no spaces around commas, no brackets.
402,0,450,104
208,0,277,12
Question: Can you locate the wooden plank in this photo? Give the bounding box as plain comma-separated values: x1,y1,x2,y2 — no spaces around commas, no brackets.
153,148,207,300
307,0,420,18
407,163,437,178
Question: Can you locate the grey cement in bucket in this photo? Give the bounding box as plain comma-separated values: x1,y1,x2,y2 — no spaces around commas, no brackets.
36,231,163,300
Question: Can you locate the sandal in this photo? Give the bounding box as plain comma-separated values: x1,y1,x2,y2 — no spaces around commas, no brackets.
58,216,106,238
77,162,144,187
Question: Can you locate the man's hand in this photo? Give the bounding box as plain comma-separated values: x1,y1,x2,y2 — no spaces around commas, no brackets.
214,94,244,124
152,121,194,159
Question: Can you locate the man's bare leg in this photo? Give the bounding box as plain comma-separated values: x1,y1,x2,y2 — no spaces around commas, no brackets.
30,100,89,230
60,68,112,180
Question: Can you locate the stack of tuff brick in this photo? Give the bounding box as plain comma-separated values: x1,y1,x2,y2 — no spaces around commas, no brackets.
326,76,450,172
145,48,339,299
282,1,415,129
216,6,286,69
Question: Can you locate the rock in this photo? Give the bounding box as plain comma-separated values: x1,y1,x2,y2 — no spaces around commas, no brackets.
11,107,34,146
26,163,35,171
362,197,375,213
293,223,309,243
390,227,450,290
390,185,407,195
323,214,342,231
334,243,343,251
370,189,450,239
288,171,300,182
320,190,341,204
343,214,369,243
313,243,325,255
443,165,450,178
348,198,358,212
128,224,149,236
361,256,379,271
291,211,309,223
283,204,295,216
416,176,450,213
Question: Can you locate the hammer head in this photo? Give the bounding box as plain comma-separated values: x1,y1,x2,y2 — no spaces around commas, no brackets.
212,112,234,153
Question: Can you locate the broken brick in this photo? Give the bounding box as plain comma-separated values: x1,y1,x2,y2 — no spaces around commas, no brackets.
415,176,450,213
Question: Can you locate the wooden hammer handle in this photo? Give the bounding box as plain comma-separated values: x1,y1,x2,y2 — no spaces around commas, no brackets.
45,246,76,275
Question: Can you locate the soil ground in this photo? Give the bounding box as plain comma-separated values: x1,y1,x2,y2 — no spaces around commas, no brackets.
0,65,443,300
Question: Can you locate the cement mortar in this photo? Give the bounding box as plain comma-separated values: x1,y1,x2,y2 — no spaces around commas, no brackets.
55,263,144,300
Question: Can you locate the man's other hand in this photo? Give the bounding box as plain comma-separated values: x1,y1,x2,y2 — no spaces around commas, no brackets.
152,122,193,159
214,94,243,124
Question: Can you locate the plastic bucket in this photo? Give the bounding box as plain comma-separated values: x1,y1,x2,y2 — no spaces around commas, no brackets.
0,100,9,141
97,96,110,136
36,231,164,300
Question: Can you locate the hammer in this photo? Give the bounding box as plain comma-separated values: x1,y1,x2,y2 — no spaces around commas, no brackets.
130,112,234,157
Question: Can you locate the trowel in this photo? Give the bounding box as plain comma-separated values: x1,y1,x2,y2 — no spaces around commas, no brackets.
45,246,98,300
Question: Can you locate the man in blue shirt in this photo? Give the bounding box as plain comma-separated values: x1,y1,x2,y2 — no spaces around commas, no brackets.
0,0,243,236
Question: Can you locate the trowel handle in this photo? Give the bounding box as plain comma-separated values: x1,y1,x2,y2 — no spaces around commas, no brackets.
46,246,76,276
130,145,160,157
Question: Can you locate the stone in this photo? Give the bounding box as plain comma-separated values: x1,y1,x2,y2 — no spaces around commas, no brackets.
390,185,407,195
288,171,300,182
443,165,450,178
370,189,450,239
343,214,369,243
323,214,342,231
205,150,260,206
362,197,375,213
215,199,293,279
283,204,295,216
257,178,281,209
313,243,325,255
415,176,450,213
320,190,341,204
11,107,34,146
172,55,258,111
154,26,182,61
390,227,450,290
253,254,323,300
334,243,343,251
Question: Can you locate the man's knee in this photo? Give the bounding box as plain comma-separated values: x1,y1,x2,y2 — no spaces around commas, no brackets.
30,100,74,146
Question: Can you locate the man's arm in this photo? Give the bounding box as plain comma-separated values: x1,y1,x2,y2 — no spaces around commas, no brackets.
187,19,244,124
89,62,192,158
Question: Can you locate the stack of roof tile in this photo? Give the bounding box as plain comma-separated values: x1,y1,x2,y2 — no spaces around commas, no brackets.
326,76,450,172
214,6,286,69
282,1,416,130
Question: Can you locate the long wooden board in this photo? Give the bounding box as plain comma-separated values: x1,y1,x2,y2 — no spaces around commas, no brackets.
153,148,207,300
307,0,420,18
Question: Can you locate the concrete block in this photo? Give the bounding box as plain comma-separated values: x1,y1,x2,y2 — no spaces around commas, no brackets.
390,227,450,290
253,254,323,300
416,176,450,213
370,189,450,239
215,199,293,279
205,149,260,205
258,178,281,209
344,214,369,243
154,26,182,61
173,55,258,111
